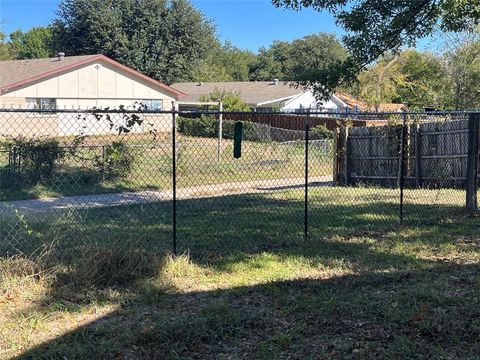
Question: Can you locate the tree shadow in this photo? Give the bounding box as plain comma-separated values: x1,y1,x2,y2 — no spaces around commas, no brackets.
1,191,477,358
15,261,480,359
0,166,166,201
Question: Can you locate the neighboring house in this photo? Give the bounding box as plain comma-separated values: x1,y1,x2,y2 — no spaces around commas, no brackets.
172,80,303,111
334,93,409,113
281,90,346,112
171,81,407,113
0,53,185,136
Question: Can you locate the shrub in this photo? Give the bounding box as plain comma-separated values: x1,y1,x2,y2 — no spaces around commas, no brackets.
94,141,135,180
199,88,251,112
312,124,334,139
5,137,65,186
177,116,267,142
177,115,217,138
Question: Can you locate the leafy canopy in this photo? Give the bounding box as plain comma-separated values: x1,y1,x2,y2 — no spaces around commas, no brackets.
0,29,14,60
249,33,348,92
448,41,480,109
51,0,217,84
199,88,251,112
250,40,293,81
192,42,257,82
9,27,54,59
272,0,480,95
353,50,451,110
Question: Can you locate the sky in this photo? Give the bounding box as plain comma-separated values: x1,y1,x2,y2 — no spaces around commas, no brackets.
0,0,343,52
0,0,441,53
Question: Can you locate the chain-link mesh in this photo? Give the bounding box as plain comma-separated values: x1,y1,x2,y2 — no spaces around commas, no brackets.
175,115,321,256
402,113,471,222
0,109,478,268
0,109,173,281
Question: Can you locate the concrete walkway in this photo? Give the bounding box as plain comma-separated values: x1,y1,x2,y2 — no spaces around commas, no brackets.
1,176,333,213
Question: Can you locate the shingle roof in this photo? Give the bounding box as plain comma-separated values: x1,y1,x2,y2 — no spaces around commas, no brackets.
335,93,370,111
171,82,407,111
0,55,95,90
336,93,407,112
0,54,186,99
376,103,409,112
171,81,303,105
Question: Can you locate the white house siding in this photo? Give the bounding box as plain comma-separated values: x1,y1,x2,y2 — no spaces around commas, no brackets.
281,91,341,112
0,60,175,137
0,113,58,138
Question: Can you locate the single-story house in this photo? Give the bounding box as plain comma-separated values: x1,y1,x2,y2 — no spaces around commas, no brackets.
0,53,185,137
171,80,407,113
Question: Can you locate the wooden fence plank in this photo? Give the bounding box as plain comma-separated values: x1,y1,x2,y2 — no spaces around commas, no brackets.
341,117,472,189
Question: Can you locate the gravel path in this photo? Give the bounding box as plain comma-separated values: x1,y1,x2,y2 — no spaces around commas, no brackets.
1,176,333,213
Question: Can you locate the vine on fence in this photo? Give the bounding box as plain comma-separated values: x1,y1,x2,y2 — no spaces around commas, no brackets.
72,103,153,180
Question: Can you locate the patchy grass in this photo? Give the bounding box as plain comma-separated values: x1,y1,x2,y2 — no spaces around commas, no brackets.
0,187,478,359
0,135,332,201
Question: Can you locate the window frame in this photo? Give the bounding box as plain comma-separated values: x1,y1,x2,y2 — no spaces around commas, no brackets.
26,98,57,111
142,99,163,111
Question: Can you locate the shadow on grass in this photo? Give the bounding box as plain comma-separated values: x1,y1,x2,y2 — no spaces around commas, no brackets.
1,190,476,358
1,190,469,271
0,166,166,201
15,261,480,359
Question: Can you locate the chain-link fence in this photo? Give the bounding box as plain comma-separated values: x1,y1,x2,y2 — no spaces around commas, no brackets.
0,109,478,269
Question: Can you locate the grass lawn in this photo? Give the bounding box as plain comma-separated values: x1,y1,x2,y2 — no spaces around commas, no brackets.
0,135,332,201
1,186,479,359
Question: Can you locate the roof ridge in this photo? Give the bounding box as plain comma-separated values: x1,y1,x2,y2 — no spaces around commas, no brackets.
0,54,186,99
0,54,98,63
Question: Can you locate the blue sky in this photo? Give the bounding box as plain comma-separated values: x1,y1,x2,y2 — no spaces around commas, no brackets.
0,0,343,52
0,0,439,53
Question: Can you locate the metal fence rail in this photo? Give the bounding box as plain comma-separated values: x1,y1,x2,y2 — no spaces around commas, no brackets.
0,109,478,264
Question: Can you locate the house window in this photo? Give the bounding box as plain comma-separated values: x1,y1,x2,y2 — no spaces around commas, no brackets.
142,99,163,111
26,98,57,110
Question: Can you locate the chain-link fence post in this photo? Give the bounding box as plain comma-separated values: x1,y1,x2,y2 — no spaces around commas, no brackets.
399,112,408,222
172,102,178,255
101,145,105,182
304,111,309,242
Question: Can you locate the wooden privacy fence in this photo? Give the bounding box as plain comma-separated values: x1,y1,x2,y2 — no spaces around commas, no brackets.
335,113,479,212
181,112,388,131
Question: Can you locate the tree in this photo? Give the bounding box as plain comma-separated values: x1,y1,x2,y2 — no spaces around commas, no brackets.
0,30,14,60
51,0,218,84
447,41,480,109
394,50,451,109
249,40,292,80
249,33,347,87
354,55,404,111
191,60,234,82
199,88,251,111
9,27,54,59
289,33,348,84
354,50,452,110
192,42,256,82
272,0,480,96
215,42,256,81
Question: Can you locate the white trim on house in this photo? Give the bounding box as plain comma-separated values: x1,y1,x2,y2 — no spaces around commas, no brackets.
281,90,345,112
256,95,300,107
329,94,349,109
